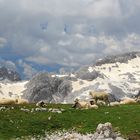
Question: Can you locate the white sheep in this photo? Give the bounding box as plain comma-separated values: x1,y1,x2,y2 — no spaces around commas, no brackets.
88,104,98,109
109,101,120,107
16,98,29,105
73,99,99,109
135,98,140,103
36,100,47,107
0,98,16,105
96,100,106,106
72,98,89,109
120,98,136,105
89,91,110,105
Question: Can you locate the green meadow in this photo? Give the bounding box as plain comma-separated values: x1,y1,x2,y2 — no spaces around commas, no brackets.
0,104,140,140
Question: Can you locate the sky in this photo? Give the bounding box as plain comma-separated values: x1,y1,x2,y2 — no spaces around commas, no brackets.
0,0,140,79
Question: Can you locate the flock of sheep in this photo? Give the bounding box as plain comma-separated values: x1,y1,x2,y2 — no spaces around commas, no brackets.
0,91,139,109
72,91,140,109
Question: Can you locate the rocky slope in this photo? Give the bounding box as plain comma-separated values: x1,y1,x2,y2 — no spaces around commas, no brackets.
22,73,72,103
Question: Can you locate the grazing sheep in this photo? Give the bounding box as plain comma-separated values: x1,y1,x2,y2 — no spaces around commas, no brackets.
135,97,140,103
72,99,99,109
109,101,120,107
16,98,29,105
0,98,16,105
72,98,89,109
36,100,47,107
120,98,136,105
134,95,140,103
96,100,106,106
88,104,98,109
88,99,95,105
89,91,110,105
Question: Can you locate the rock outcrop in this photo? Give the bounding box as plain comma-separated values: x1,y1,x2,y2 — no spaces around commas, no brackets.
23,72,72,103
92,122,125,140
44,122,126,140
75,67,101,81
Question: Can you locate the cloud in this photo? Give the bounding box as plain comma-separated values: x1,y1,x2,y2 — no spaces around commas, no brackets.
0,59,16,70
0,0,140,70
18,60,37,79
83,0,122,18
0,37,7,48
58,40,72,46
26,33,140,67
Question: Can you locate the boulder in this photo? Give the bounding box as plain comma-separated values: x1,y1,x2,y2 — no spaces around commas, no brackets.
92,122,125,140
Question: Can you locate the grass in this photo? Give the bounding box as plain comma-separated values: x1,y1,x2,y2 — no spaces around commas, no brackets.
0,104,140,140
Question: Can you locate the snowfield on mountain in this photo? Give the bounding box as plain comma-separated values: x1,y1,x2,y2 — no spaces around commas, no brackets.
0,81,28,99
64,52,140,103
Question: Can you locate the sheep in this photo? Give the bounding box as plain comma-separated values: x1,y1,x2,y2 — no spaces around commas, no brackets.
36,100,47,107
72,98,89,109
134,96,140,103
88,104,98,109
120,98,137,105
16,98,29,105
89,91,110,105
109,101,120,107
72,99,99,109
135,97,140,103
0,98,16,105
96,100,106,106
89,99,95,105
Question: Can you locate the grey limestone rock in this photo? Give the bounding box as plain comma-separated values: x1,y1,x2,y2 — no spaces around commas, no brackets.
23,72,72,103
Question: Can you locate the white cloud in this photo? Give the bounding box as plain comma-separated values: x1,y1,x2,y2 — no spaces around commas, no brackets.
18,60,37,79
75,33,85,39
123,33,140,52
58,40,71,46
0,59,16,70
84,0,122,18
0,37,7,48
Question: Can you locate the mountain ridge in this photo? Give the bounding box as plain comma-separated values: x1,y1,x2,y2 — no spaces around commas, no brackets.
95,51,140,66
0,51,140,103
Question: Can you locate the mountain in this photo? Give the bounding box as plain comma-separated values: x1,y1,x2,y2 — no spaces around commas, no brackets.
0,66,23,99
1,52,140,103
21,51,140,103
0,67,21,81
63,51,140,102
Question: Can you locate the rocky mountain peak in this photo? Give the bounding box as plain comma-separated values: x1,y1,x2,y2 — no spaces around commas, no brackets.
0,66,21,81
